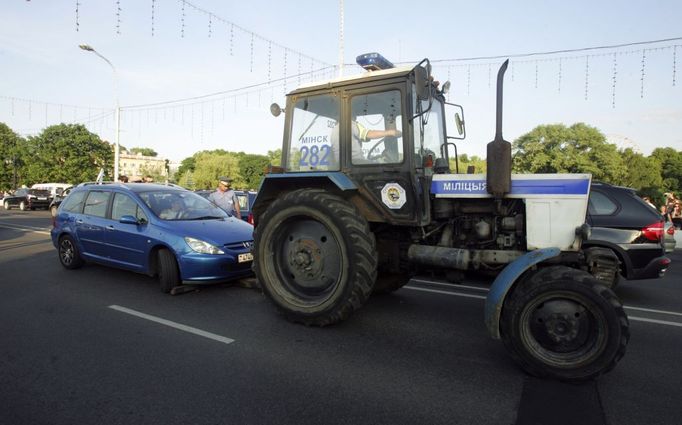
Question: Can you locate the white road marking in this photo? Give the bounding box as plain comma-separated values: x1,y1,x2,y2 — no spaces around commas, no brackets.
408,280,682,319
624,305,682,318
0,222,52,235
404,285,682,328
628,316,682,328
405,285,487,300
108,305,235,345
410,278,489,292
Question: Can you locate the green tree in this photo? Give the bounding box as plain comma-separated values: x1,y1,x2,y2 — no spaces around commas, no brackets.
650,147,682,193
21,124,113,185
512,123,626,182
0,123,23,191
129,147,158,157
450,153,487,174
237,153,271,189
267,149,282,167
615,148,662,190
176,156,196,180
191,152,240,190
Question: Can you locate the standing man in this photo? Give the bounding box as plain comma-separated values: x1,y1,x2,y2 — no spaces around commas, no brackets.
208,176,241,218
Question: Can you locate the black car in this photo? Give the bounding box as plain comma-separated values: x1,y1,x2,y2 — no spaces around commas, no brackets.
584,182,670,287
2,188,52,211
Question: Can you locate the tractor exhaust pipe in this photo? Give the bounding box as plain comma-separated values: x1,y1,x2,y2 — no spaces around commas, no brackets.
486,59,512,198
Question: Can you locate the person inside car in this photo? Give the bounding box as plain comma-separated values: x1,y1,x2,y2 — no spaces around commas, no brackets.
160,197,186,220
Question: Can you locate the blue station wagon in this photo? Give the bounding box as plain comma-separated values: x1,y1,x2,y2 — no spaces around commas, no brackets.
51,183,255,292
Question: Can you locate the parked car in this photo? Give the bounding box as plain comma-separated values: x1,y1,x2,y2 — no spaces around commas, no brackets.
49,186,73,217
664,220,676,253
3,188,52,211
31,183,71,199
584,182,670,288
235,190,257,224
51,183,254,293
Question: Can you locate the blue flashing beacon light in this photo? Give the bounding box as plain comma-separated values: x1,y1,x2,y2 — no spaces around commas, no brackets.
356,52,395,71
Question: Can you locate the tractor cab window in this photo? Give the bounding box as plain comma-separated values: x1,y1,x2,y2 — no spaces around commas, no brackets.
350,90,404,165
413,91,447,169
287,94,340,172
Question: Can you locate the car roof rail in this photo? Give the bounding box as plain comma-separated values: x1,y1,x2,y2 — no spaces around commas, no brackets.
76,182,132,190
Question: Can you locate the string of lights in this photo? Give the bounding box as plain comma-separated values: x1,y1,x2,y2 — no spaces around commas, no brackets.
176,0,330,67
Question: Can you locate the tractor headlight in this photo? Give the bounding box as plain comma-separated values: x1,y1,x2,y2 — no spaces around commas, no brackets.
184,237,224,255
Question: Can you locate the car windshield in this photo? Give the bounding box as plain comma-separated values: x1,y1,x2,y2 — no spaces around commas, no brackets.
29,190,51,196
138,190,229,221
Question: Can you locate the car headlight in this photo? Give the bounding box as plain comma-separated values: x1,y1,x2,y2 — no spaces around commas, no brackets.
184,237,225,255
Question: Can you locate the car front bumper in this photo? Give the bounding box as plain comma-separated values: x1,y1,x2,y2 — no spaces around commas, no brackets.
177,251,254,283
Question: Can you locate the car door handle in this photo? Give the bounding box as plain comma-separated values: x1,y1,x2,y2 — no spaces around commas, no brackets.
76,219,83,224
107,225,115,231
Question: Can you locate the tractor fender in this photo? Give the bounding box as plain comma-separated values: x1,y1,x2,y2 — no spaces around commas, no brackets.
484,247,561,339
253,172,357,222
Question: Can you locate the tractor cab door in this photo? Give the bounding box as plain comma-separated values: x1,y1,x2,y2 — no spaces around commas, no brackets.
342,86,422,225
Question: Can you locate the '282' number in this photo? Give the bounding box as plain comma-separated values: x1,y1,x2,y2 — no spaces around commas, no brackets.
299,145,331,167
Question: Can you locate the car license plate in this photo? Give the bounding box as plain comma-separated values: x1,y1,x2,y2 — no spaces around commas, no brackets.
238,252,253,263
38,197,47,200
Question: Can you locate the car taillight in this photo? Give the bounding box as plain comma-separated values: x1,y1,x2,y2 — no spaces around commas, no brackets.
641,220,664,242
666,225,675,236
247,212,254,225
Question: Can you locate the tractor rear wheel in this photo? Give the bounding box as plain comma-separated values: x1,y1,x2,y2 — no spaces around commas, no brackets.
500,266,629,381
254,189,377,326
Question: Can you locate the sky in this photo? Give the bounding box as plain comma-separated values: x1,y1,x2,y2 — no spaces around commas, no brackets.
1,0,681,164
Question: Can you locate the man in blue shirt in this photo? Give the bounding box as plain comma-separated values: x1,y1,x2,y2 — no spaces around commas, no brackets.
208,176,241,218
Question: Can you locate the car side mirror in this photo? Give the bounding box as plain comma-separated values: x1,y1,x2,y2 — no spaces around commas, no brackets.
119,215,139,225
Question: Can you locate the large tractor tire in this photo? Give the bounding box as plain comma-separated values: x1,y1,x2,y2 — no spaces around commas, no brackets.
500,266,629,381
253,188,377,326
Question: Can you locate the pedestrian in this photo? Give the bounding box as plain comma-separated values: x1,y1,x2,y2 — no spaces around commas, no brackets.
642,196,656,209
143,175,154,183
208,176,241,218
118,175,129,183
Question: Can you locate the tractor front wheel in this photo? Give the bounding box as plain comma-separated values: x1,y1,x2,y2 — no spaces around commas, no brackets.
254,189,377,326
500,266,629,381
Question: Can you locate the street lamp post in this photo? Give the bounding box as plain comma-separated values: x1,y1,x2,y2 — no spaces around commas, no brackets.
79,44,121,181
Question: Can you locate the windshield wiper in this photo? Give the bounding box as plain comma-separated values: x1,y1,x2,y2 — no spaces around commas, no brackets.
187,215,224,221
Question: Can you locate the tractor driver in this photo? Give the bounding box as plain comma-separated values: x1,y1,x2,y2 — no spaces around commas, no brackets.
350,121,402,164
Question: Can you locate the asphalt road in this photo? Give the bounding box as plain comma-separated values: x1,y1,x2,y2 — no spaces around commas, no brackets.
1,209,681,425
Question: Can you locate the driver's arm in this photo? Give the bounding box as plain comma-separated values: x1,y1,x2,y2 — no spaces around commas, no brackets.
366,128,402,139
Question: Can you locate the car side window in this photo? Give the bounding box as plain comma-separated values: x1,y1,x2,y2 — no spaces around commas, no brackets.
588,191,618,215
111,193,148,222
83,191,111,218
61,191,86,213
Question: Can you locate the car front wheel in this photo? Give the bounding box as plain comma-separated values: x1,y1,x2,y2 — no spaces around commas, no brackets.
158,249,180,293
58,235,84,269
19,201,26,211
3,200,9,210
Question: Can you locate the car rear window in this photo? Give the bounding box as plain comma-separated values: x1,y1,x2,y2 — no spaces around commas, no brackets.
61,191,86,213
588,191,618,215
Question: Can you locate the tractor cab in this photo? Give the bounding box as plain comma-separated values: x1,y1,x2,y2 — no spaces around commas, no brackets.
261,53,464,226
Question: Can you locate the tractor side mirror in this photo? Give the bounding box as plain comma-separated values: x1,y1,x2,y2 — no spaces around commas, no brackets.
455,113,464,135
414,65,430,101
445,102,466,140
270,103,283,117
